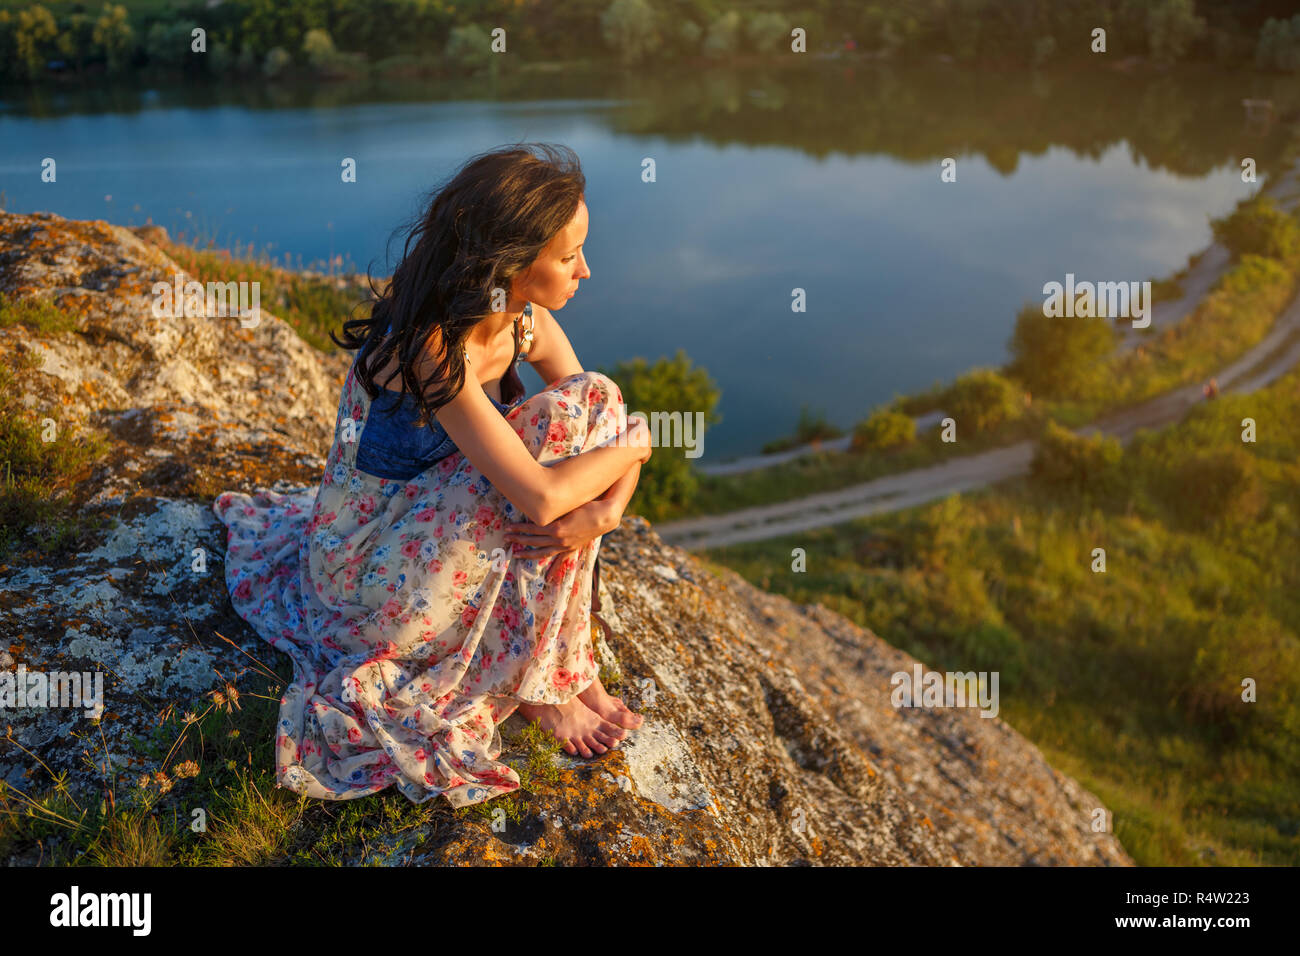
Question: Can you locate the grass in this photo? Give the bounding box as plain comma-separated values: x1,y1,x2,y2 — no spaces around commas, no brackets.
699,361,1300,866
157,235,372,353
0,643,570,865
0,335,112,560
0,293,80,334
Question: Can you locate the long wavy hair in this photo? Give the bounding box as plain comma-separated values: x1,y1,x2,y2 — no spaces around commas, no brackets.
332,143,586,428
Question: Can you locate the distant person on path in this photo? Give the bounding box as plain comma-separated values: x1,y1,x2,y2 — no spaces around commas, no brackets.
214,144,648,808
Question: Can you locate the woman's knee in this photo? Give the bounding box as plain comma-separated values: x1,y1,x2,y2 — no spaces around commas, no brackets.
554,370,622,409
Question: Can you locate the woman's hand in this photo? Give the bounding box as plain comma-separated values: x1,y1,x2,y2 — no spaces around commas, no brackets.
627,417,653,463
504,499,617,561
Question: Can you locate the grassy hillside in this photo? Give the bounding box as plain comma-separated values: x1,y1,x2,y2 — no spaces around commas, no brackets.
699,364,1300,865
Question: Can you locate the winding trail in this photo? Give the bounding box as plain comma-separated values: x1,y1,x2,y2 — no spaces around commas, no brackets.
659,165,1300,551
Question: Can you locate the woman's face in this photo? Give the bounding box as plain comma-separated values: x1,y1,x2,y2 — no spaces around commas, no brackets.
512,198,590,310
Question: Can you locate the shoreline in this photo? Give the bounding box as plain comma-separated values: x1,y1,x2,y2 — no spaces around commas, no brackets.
698,153,1300,477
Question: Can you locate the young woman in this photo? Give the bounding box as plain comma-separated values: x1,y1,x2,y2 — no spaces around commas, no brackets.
214,144,650,808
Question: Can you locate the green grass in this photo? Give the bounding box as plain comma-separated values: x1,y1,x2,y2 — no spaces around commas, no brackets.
158,236,371,353
0,340,112,560
1,645,570,865
0,292,79,334
700,363,1300,866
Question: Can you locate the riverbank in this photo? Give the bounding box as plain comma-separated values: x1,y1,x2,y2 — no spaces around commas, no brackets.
659,143,1300,534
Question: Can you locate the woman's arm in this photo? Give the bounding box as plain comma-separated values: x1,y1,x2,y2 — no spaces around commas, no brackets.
434,370,650,527
591,457,641,528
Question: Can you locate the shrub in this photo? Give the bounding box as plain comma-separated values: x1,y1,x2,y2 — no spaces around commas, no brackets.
1007,302,1117,400
941,368,1025,435
1170,612,1300,738
1210,197,1300,262
598,349,721,522
1030,420,1123,500
1162,446,1264,531
852,407,915,451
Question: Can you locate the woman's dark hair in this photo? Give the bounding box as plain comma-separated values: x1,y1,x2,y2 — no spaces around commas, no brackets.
332,142,586,427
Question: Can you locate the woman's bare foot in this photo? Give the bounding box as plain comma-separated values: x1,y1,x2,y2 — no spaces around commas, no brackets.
578,674,644,732
516,697,627,758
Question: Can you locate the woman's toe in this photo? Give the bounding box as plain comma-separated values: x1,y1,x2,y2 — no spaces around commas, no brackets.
592,727,620,747
584,735,607,755
562,740,578,756
598,720,627,740
574,738,593,758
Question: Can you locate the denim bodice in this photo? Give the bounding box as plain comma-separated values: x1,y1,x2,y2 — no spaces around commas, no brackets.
353,306,531,481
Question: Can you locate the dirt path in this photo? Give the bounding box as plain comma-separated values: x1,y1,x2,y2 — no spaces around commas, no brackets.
658,278,1300,551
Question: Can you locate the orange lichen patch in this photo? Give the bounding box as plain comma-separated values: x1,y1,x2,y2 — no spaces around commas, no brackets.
920,816,934,830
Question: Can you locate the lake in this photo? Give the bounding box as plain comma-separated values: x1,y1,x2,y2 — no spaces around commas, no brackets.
2,62,1293,461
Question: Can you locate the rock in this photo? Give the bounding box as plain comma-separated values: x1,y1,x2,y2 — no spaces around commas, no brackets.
0,210,1133,866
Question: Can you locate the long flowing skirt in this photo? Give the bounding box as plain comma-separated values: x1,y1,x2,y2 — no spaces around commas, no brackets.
213,367,627,807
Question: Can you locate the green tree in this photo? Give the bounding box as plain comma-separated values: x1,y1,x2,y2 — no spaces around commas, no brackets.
145,20,200,70
702,10,741,57
601,0,662,65
598,349,721,522
1007,302,1116,400
941,368,1026,434
57,12,95,71
852,407,916,451
1146,0,1206,64
302,27,336,68
0,12,13,81
1255,14,1300,71
1211,197,1300,261
15,5,57,79
239,0,327,59
744,11,788,55
445,23,493,72
92,4,134,75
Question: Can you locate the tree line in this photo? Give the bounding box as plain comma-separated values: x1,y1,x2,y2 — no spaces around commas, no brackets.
2,0,1300,84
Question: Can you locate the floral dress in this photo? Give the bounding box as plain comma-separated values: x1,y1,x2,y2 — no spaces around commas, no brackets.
213,327,629,808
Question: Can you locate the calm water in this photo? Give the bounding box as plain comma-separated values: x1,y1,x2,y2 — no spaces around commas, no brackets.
2,64,1292,461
